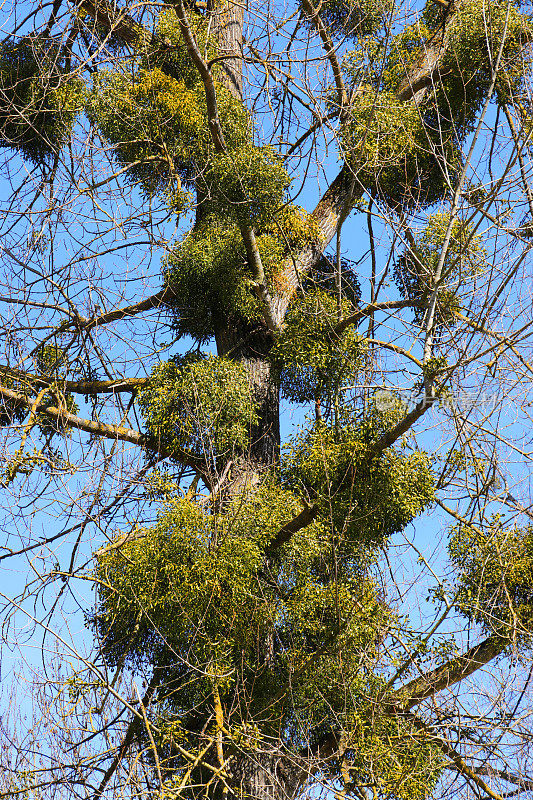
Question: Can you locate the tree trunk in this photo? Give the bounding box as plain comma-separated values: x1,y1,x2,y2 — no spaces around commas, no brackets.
214,317,280,471
212,0,244,100
228,746,305,800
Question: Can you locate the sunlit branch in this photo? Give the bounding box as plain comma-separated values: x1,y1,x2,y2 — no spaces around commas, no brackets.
266,503,318,553
334,299,425,335
404,711,505,800
0,366,148,395
0,382,202,472
391,635,510,710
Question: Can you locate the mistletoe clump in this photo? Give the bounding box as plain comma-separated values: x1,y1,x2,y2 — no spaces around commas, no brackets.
87,66,249,196
342,0,531,207
394,213,486,326
93,497,269,681
271,288,366,405
0,36,83,163
342,700,445,800
449,520,533,638
283,412,435,556
342,88,453,207
150,10,218,87
164,207,320,341
380,20,433,94
432,0,532,137
164,217,283,340
199,145,291,226
93,476,442,797
138,355,257,461
300,0,392,38
92,483,389,748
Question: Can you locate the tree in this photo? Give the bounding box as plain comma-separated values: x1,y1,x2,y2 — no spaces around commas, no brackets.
1,0,533,797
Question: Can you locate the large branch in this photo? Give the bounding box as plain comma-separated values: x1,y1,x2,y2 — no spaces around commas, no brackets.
391,635,509,710
266,503,318,554
172,0,278,332
173,0,227,151
78,0,454,331
57,287,170,334
0,366,148,395
464,766,533,793
405,712,505,800
78,0,162,47
272,25,456,326
0,382,145,445
369,395,436,455
0,382,202,471
272,166,355,326
396,30,449,102
211,0,244,99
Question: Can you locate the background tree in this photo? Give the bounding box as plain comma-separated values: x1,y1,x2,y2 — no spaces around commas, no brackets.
1,0,533,798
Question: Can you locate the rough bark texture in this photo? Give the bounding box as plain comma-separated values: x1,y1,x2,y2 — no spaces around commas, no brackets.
395,635,509,710
272,165,358,326
396,32,448,102
228,746,305,800
75,0,466,800
211,0,245,100
210,0,280,474
214,318,280,470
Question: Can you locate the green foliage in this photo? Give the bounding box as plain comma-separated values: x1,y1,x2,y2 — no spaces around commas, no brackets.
304,252,362,306
87,7,296,222
341,87,455,207
94,497,268,680
0,369,28,426
138,355,257,461
342,702,444,800
143,469,182,502
382,0,531,130
163,217,263,340
200,144,290,226
271,288,366,404
36,344,69,375
343,88,422,173
273,205,323,253
301,0,393,39
91,468,445,797
150,10,217,88
394,213,486,326
433,0,531,136
380,20,433,94
92,482,389,748
279,578,387,738
87,66,249,196
283,409,435,556
342,0,531,206
0,446,46,487
164,206,320,341
33,344,79,436
0,37,83,164
449,520,533,638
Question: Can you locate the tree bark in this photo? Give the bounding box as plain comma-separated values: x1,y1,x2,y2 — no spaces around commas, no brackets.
211,0,245,100
214,317,280,471
272,166,358,326
228,745,305,800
